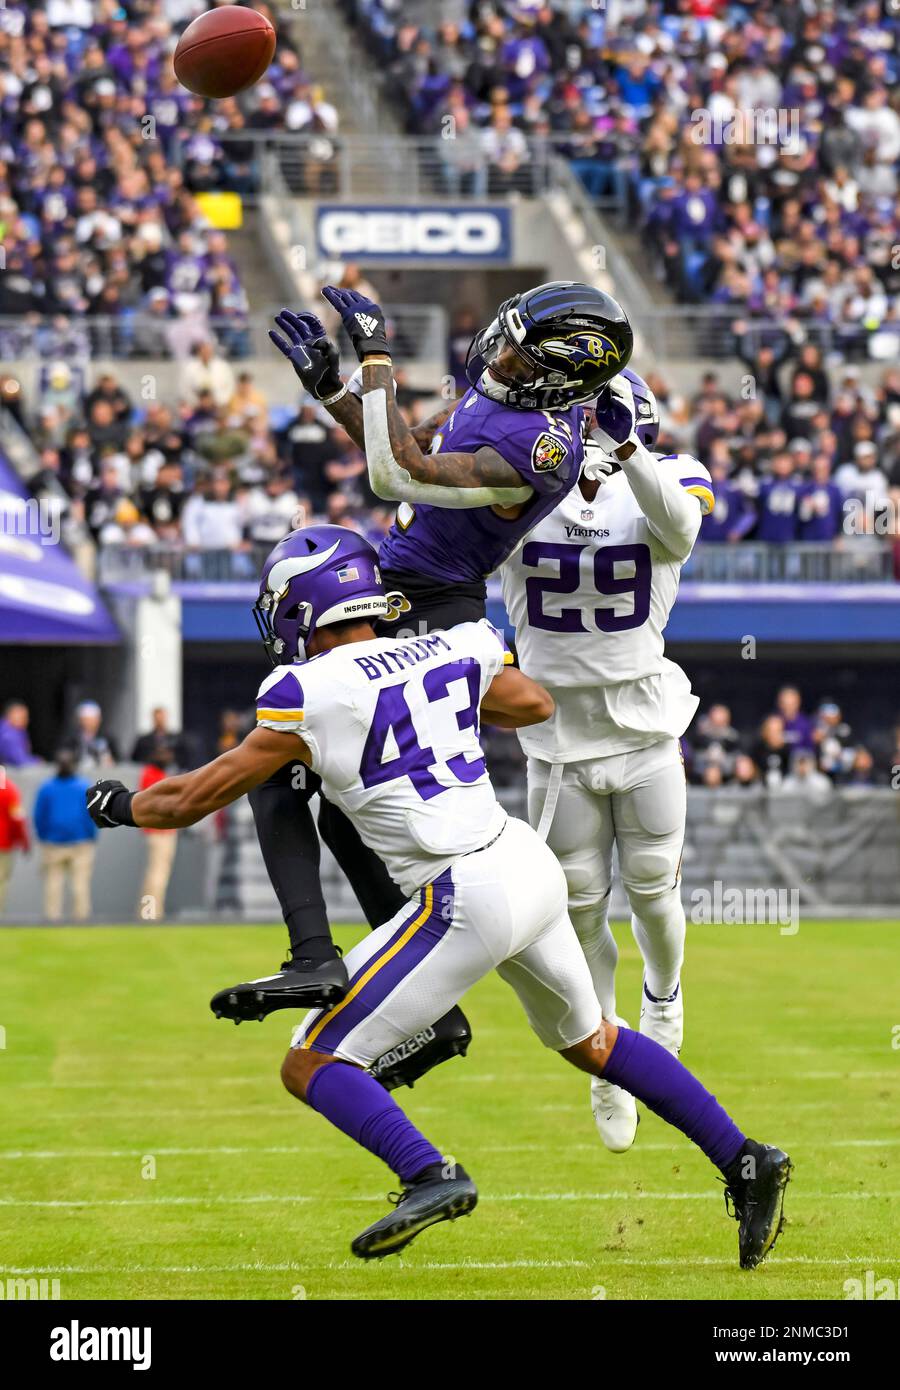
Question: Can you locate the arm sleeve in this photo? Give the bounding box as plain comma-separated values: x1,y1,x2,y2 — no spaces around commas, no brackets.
619,447,709,561
362,389,533,509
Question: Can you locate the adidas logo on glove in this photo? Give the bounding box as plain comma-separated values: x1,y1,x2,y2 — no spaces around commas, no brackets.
354,313,379,336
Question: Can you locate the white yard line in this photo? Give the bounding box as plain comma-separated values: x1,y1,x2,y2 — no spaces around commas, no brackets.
3,1255,894,1276
1,1190,898,1208
2,1136,900,1161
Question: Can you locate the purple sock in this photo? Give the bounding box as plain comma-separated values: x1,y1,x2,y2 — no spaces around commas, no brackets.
305,1061,443,1182
603,1027,745,1173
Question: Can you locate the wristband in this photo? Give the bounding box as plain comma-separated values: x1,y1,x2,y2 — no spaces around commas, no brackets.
320,384,348,406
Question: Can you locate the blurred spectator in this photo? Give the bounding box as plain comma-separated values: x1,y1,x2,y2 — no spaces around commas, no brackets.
751,715,791,787
813,701,855,780
215,709,245,757
842,746,876,787
733,753,761,788
33,749,97,922
798,456,844,542
781,751,833,801
65,701,117,772
691,703,740,781
243,472,302,546
183,341,236,409
132,707,188,768
0,773,29,913
756,455,802,544
138,745,179,920
0,700,39,767
181,471,245,549
774,687,815,754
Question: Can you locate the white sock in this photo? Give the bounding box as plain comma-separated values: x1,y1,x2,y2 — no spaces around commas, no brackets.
569,895,618,1020
629,887,686,1001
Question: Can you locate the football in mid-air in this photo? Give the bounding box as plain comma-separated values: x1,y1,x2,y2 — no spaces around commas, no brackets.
174,5,276,99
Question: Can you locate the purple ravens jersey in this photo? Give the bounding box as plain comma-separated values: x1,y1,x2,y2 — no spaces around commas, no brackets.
379,387,584,583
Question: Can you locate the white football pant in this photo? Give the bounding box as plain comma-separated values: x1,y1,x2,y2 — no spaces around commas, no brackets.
527,737,687,1019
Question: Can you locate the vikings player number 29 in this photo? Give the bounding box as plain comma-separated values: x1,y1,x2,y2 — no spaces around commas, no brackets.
523,540,652,634
359,658,486,800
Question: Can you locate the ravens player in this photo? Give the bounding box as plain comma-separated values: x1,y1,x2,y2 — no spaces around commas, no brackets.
213,281,633,1092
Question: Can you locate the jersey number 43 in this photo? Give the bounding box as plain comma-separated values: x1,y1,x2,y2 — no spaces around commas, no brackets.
359,659,486,801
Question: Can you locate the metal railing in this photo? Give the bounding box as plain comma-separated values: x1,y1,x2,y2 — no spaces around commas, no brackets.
97,539,898,588
683,542,895,584
217,129,592,202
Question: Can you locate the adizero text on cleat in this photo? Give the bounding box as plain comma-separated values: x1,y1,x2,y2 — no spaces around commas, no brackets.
351,1163,478,1260
368,1005,472,1090
723,1139,793,1269
210,957,349,1022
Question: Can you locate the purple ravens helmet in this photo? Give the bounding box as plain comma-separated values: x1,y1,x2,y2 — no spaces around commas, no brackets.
465,280,633,411
253,525,391,664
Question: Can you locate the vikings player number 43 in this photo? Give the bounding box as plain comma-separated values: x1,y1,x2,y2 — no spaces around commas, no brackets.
359,658,486,800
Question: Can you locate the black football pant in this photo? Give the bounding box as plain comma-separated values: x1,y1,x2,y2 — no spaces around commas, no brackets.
251,569,487,955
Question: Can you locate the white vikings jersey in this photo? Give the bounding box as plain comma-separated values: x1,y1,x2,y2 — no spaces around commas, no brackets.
501,454,713,763
255,620,512,895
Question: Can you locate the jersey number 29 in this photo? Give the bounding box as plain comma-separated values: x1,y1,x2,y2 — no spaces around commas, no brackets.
523,540,651,633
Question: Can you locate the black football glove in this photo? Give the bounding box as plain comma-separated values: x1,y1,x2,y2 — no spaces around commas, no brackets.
269,309,344,400
86,779,136,829
320,285,390,362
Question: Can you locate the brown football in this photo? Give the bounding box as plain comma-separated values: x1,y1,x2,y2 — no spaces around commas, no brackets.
174,5,276,100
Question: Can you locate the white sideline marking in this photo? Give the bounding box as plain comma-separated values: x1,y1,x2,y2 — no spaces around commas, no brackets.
1,1190,897,1208
4,1255,891,1276
2,1136,900,1161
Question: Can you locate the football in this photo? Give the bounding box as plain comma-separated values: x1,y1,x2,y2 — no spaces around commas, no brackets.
173,5,276,99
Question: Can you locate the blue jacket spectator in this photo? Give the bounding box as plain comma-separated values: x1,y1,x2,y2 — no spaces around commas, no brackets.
33,757,98,845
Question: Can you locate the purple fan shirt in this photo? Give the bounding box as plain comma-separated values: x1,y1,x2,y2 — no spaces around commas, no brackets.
379,387,584,584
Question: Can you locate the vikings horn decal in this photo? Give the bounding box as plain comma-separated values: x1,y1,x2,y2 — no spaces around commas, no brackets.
267,539,343,597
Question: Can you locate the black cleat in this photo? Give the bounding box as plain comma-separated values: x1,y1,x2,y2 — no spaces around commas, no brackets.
723,1139,793,1269
352,1162,478,1260
210,957,349,1022
368,1005,472,1090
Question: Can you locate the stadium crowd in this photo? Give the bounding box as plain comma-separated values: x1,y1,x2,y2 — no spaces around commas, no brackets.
20,339,900,576
686,685,897,792
0,0,334,360
347,0,899,356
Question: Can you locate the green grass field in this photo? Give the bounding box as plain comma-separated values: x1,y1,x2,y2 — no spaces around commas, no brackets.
1,919,897,1301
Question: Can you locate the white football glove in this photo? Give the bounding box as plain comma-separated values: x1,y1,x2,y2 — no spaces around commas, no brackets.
590,373,639,456
581,438,620,484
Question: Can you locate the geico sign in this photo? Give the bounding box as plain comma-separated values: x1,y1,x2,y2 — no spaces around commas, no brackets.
318,209,506,258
